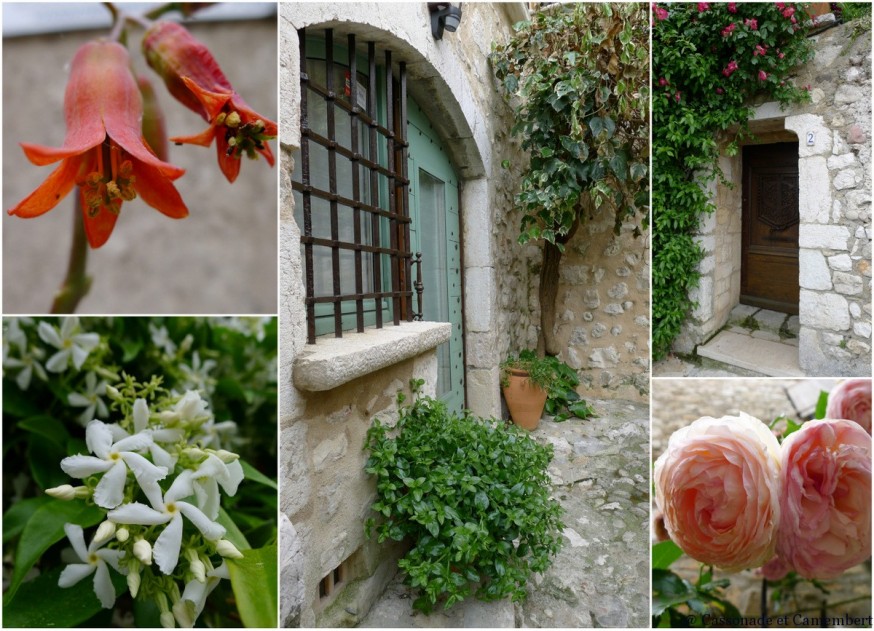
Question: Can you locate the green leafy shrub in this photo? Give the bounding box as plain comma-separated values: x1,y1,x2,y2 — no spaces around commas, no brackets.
501,350,596,422
364,385,563,612
652,2,813,358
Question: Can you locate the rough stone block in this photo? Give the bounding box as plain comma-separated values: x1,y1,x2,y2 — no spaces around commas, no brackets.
465,267,496,333
280,514,305,627
799,225,850,250
834,169,861,190
833,272,863,295
854,322,872,339
799,249,833,290
835,85,865,104
828,254,853,272
279,27,301,149
798,157,831,223
467,367,500,418
827,153,857,170
313,433,349,472
280,423,311,516
690,276,714,322
608,283,629,300
461,178,492,268
784,113,832,156
799,290,850,331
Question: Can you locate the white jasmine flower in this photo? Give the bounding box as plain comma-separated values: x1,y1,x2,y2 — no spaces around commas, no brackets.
194,418,239,450
38,317,100,373
58,523,127,608
132,398,182,469
172,562,230,627
149,324,177,356
179,352,216,394
60,420,168,509
3,329,47,390
191,454,244,520
108,471,226,575
68,372,110,424
159,390,211,426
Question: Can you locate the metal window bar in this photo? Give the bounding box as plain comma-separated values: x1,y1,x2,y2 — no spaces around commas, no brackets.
293,28,412,344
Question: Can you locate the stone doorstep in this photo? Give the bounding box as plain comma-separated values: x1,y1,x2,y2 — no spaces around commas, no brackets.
696,330,805,377
786,379,839,418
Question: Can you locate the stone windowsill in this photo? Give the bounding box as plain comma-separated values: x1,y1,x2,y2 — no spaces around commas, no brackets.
293,321,452,392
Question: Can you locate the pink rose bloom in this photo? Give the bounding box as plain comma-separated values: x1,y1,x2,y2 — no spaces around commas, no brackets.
745,18,759,30
782,6,795,18
758,70,768,81
715,87,724,94
722,60,739,77
658,77,669,87
728,2,738,13
759,555,791,581
653,3,669,20
697,2,710,11
654,413,782,572
778,51,785,59
776,2,786,9
826,379,872,434
722,23,737,37
777,419,871,579
754,44,768,56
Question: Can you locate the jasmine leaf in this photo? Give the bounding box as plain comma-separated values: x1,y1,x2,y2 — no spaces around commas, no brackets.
227,544,277,628
217,506,251,551
240,459,278,490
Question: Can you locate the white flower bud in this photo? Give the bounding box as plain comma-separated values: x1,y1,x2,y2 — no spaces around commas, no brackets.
160,611,176,628
133,539,153,565
105,385,122,401
116,527,130,542
127,569,141,598
93,520,116,545
215,539,244,559
45,485,77,500
182,447,207,460
215,449,239,464
173,599,196,628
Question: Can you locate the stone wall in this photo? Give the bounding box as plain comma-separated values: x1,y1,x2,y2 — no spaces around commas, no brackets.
674,18,872,377
551,217,651,402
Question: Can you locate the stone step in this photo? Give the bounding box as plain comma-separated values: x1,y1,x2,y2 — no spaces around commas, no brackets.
697,330,805,377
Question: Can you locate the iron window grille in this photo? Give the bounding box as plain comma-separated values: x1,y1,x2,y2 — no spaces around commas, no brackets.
293,28,423,344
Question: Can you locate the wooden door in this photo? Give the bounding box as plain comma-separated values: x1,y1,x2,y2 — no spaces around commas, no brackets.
741,142,799,314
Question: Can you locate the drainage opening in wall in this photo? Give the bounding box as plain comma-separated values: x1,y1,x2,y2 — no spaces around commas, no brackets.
319,562,347,601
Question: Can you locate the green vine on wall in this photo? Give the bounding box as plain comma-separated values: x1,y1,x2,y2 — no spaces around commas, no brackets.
652,2,814,359
491,3,649,357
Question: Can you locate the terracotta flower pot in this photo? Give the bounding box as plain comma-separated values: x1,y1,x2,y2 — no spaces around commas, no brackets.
502,368,547,431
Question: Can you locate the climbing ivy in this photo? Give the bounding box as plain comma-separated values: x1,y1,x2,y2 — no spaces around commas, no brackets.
491,3,649,356
652,2,813,358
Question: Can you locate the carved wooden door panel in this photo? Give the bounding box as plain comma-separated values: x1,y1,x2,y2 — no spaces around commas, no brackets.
741,142,799,314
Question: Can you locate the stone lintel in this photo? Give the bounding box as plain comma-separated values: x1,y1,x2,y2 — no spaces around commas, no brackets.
293,322,451,391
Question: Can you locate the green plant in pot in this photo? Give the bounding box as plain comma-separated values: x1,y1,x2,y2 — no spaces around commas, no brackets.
501,350,596,430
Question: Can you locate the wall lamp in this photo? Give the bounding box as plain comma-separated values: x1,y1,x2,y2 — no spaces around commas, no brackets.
429,2,463,40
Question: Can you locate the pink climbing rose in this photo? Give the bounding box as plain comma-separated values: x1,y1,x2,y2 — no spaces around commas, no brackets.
758,70,768,81
722,60,739,77
777,419,871,579
721,23,736,37
727,2,737,13
826,379,872,434
745,18,758,30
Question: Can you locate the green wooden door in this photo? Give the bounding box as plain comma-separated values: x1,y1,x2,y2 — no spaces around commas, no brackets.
407,99,464,413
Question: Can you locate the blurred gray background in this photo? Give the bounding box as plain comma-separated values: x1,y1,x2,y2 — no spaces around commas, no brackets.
3,3,278,314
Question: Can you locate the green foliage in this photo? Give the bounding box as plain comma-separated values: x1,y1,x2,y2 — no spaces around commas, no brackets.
653,565,741,627
838,3,873,22
364,387,563,612
501,350,596,422
652,3,814,358
227,545,278,628
652,540,684,570
491,2,649,245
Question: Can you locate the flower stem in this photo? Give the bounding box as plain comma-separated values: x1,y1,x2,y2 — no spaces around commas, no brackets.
50,199,92,314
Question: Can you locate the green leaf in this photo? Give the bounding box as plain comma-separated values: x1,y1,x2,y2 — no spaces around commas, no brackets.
652,540,684,570
652,569,696,617
120,338,143,362
3,384,43,419
240,459,278,490
17,415,69,447
217,507,251,551
815,391,829,420
3,565,127,627
5,500,104,602
474,491,490,511
227,544,278,628
3,497,51,544
27,433,68,491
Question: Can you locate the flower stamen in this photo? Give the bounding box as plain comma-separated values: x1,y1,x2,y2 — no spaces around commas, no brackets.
81,141,138,216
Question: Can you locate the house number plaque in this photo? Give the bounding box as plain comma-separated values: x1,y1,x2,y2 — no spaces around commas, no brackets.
807,131,816,146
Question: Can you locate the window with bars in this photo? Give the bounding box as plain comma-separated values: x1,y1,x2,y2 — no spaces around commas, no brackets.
292,29,422,344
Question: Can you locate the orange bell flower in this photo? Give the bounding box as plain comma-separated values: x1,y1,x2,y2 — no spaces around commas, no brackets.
8,41,188,248
142,20,277,183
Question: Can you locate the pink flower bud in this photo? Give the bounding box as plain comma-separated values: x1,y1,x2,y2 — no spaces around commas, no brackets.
758,70,768,81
